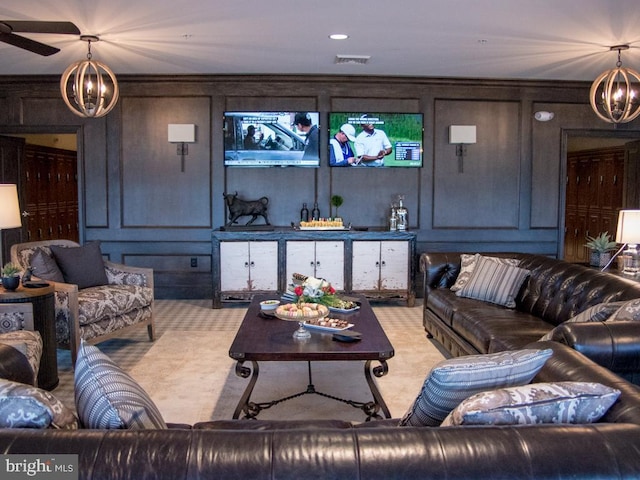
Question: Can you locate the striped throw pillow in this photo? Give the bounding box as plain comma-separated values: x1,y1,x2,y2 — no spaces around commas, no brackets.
455,255,530,308
74,340,167,429
398,348,553,427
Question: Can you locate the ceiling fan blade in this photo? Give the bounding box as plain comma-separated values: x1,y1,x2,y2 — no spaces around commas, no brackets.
0,21,80,35
0,31,60,56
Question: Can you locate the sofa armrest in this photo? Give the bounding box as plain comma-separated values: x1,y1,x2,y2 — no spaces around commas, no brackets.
548,322,640,374
105,261,154,290
419,252,462,303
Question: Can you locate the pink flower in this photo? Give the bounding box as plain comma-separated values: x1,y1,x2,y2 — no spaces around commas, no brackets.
294,286,304,296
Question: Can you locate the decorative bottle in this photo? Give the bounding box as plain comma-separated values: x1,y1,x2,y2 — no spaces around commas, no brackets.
396,196,408,231
389,204,397,231
300,203,309,222
311,202,320,221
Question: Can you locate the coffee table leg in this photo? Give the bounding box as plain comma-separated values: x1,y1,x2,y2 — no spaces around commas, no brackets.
364,359,391,419
233,360,260,419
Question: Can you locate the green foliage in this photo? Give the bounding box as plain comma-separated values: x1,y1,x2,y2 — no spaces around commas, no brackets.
1,262,20,277
331,194,344,218
585,232,618,253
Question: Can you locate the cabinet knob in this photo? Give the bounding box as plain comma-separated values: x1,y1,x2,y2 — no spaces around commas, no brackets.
381,261,386,267
375,261,380,267
244,262,249,268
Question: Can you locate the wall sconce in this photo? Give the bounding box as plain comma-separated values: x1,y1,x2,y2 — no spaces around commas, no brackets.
168,124,196,172
449,125,476,173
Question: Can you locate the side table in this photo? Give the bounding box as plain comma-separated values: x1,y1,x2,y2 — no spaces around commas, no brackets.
0,285,58,390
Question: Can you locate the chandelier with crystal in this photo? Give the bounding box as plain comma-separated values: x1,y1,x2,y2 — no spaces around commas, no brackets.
589,45,640,124
59,35,119,118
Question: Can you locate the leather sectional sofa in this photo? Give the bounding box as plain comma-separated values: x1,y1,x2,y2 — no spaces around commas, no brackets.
1,340,640,479
2,252,640,478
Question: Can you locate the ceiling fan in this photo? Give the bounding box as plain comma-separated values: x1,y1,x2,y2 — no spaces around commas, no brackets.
0,20,80,56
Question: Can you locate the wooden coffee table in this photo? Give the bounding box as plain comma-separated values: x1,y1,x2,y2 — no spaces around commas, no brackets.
228,295,395,420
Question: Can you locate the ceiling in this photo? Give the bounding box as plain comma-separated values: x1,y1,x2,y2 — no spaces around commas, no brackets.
1,0,639,81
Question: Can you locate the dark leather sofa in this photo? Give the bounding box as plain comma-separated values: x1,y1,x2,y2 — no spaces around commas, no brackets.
1,341,640,479
421,252,640,372
3,253,640,479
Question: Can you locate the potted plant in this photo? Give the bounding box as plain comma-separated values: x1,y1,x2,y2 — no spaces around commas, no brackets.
1,262,21,291
330,194,344,219
585,232,618,267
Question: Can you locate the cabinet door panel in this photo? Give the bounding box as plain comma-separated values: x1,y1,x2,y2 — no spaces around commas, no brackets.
286,241,316,283
314,241,344,290
248,241,278,291
380,241,409,290
352,241,381,290
220,242,250,291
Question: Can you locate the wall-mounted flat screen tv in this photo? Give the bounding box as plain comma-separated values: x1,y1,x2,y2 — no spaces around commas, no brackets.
224,111,320,167
328,112,423,167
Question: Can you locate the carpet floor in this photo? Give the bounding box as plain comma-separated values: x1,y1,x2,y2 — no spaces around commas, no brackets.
52,299,448,424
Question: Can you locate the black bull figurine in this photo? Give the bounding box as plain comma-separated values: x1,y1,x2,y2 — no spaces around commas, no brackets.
223,192,270,226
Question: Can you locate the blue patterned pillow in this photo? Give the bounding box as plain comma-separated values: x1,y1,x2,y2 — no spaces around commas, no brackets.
441,382,620,426
540,301,625,341
398,348,553,427
0,379,78,429
74,341,167,429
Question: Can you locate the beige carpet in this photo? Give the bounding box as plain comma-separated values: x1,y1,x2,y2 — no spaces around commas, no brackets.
52,300,448,425
128,305,446,425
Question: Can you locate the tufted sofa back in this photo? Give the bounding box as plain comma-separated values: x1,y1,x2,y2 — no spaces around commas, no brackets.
421,252,640,327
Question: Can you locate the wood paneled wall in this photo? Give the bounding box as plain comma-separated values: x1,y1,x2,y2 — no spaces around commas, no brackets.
1,74,640,298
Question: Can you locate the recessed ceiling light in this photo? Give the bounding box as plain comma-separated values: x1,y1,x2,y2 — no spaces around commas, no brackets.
329,34,349,40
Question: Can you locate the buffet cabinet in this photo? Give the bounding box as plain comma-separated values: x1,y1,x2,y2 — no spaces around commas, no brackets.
211,229,416,308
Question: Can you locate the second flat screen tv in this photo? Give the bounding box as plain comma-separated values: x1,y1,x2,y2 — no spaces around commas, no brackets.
224,111,320,167
328,112,423,167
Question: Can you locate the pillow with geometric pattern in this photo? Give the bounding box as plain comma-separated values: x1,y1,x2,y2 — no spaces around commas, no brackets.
455,255,530,308
398,348,553,427
608,298,640,322
74,340,167,429
441,382,620,426
450,254,521,292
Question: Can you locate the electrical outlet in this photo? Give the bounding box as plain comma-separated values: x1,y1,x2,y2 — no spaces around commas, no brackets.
190,257,197,268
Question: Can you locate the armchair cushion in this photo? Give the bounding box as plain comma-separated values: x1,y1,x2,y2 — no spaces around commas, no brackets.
30,248,64,283
0,331,42,386
50,242,108,289
78,285,154,326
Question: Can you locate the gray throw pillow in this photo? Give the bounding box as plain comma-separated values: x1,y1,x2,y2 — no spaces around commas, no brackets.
50,242,108,289
399,348,553,427
30,248,64,283
540,301,625,341
441,382,620,426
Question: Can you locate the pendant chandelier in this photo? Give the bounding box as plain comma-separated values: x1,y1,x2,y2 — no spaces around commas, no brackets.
589,45,640,124
60,35,119,118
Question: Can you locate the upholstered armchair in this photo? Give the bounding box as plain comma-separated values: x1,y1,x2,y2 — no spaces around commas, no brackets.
11,240,155,366
0,303,42,386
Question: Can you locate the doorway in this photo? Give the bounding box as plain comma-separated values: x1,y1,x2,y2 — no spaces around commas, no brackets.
562,130,640,262
0,131,80,255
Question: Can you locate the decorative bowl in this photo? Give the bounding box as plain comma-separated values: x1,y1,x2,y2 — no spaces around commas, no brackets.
260,299,280,313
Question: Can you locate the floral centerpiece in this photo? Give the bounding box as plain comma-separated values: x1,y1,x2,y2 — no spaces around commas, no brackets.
289,274,357,309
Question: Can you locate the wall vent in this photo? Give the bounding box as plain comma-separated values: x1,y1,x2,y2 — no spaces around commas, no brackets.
334,55,370,65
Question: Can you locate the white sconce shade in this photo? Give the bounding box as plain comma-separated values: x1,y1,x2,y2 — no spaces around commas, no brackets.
0,184,22,229
449,125,476,144
168,124,196,143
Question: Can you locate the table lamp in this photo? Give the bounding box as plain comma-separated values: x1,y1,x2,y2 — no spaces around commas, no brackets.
0,184,22,267
615,210,640,275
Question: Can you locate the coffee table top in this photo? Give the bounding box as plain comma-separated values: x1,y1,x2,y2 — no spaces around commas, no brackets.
229,295,394,362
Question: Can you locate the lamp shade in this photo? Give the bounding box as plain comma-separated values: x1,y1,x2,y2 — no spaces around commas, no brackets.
616,210,640,244
0,184,22,229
